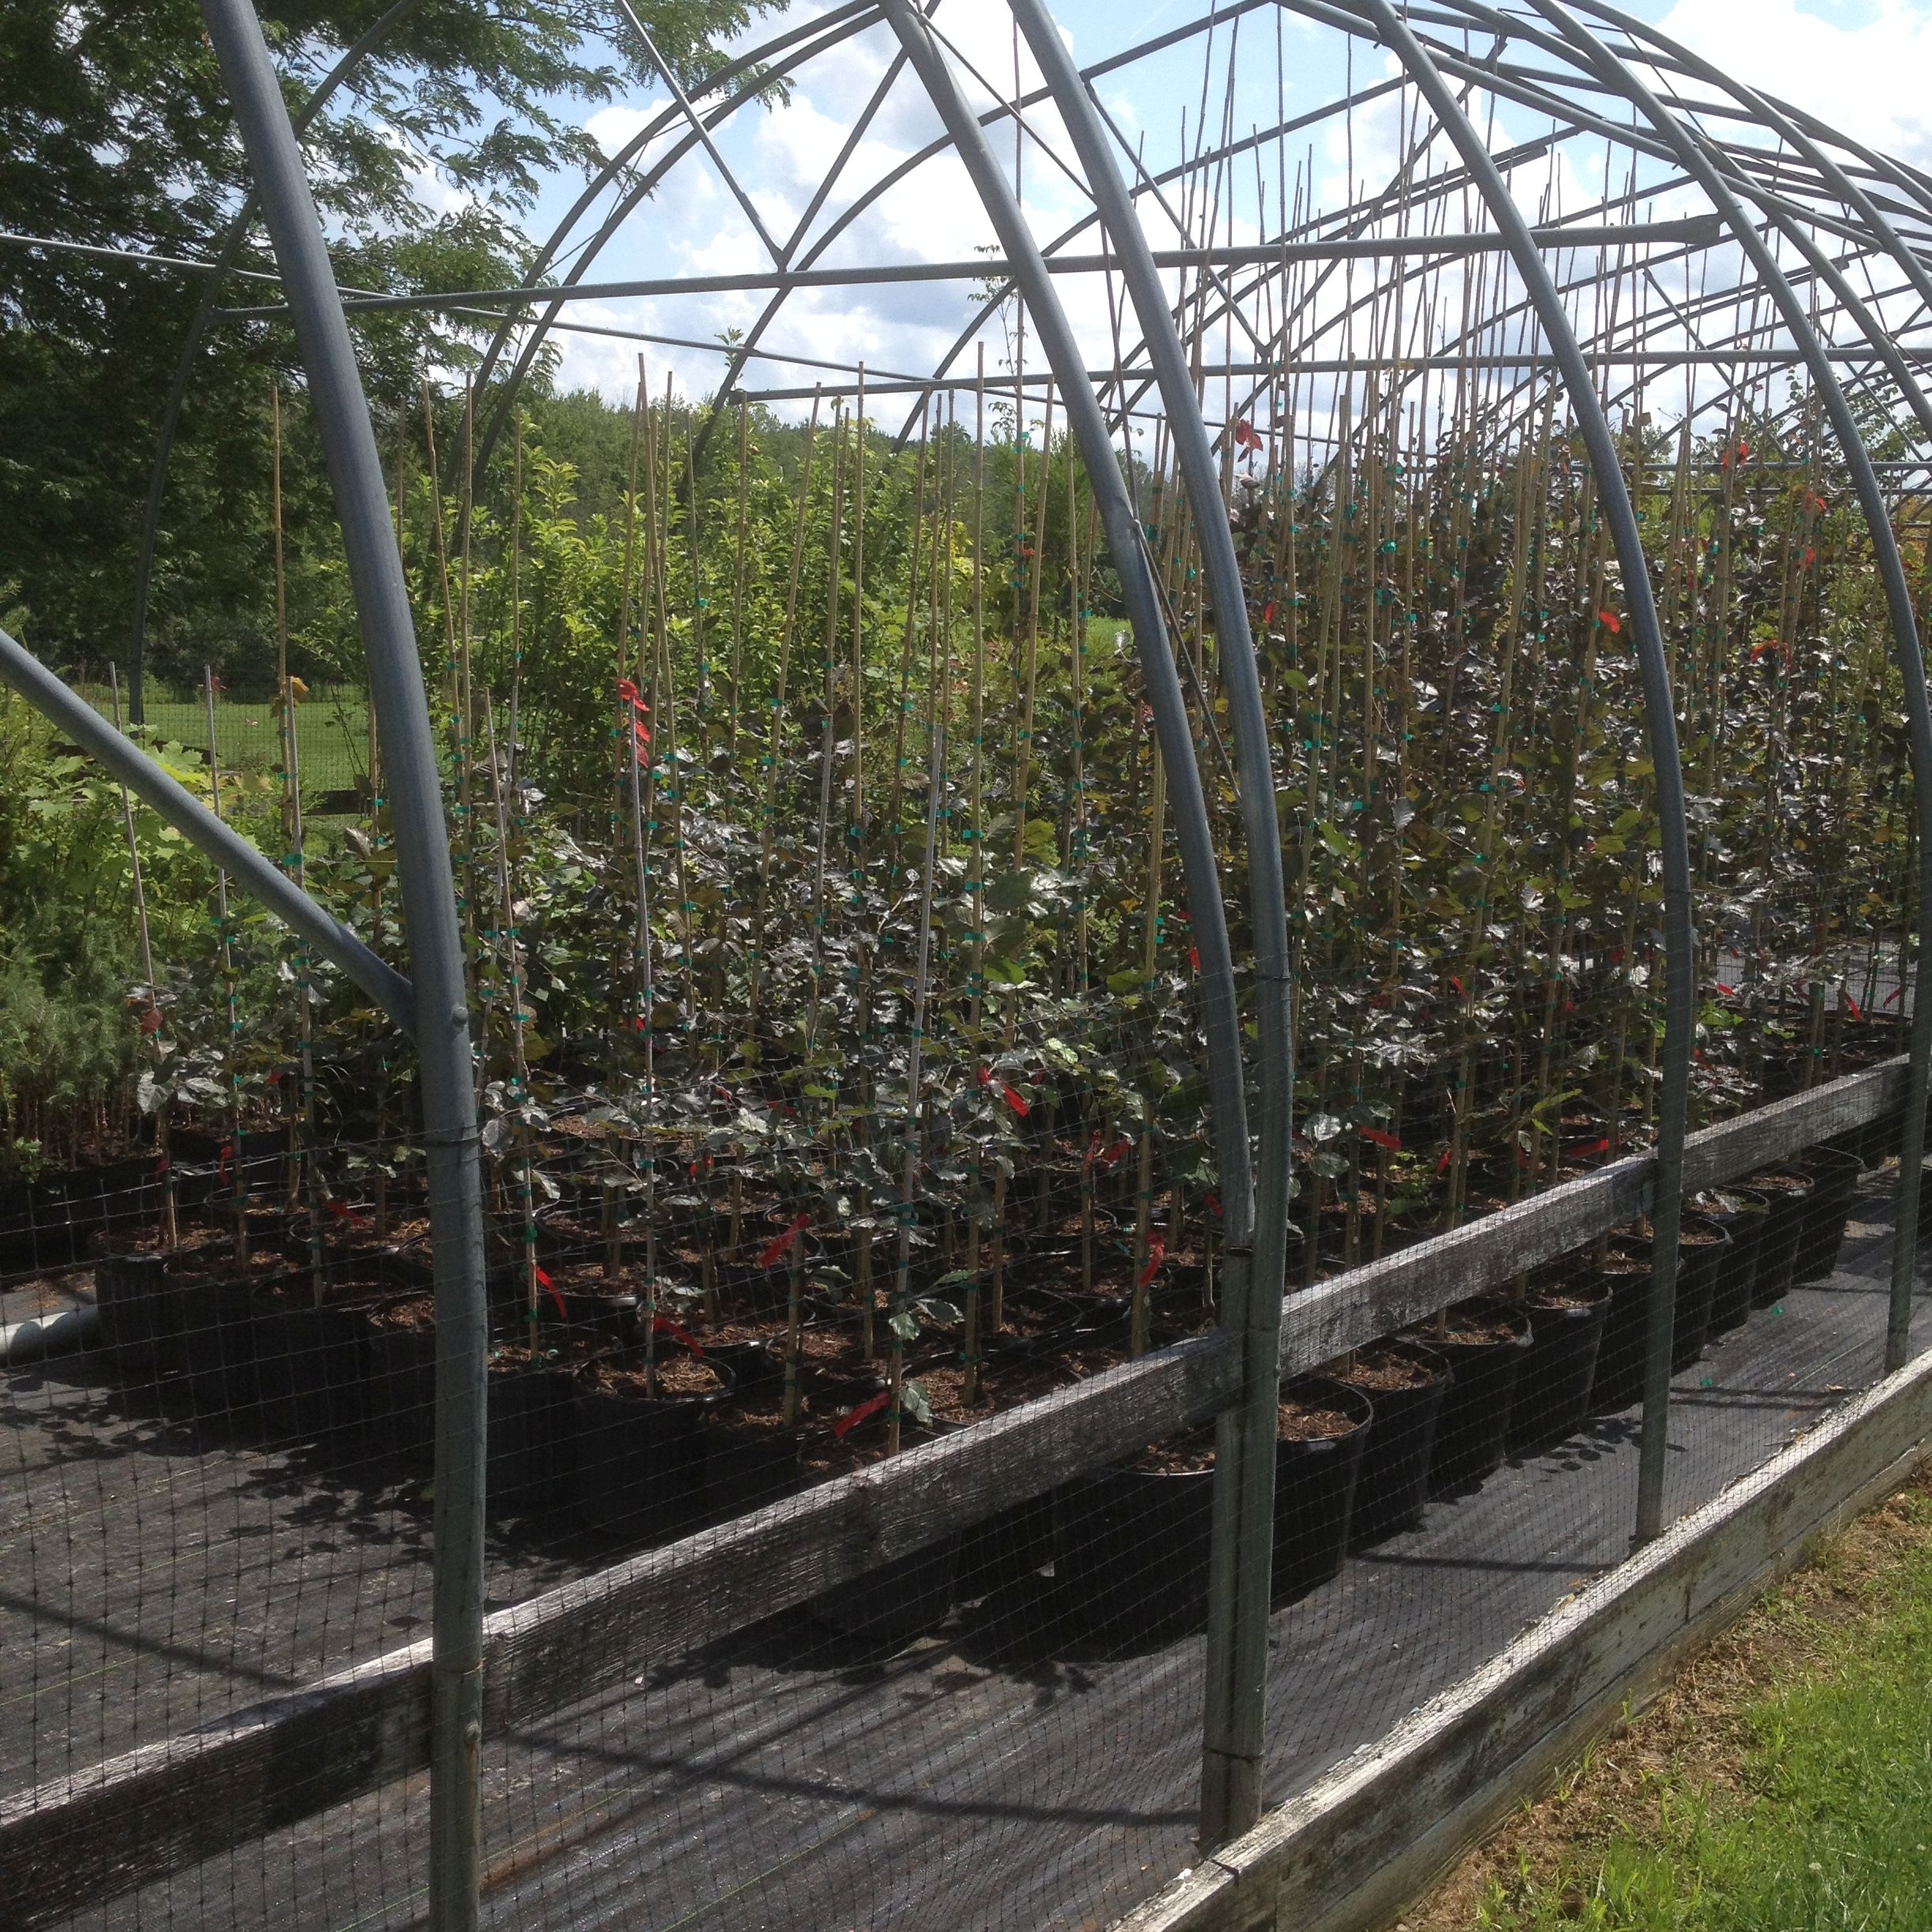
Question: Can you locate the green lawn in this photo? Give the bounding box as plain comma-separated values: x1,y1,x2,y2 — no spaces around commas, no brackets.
1461,1481,1932,1930
91,691,370,794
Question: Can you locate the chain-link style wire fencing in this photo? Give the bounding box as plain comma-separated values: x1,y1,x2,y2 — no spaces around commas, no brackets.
11,2,1932,1929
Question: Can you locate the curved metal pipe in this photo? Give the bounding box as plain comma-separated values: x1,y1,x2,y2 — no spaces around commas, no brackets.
128,0,433,721
1522,0,1932,1381
197,6,488,1928
1009,0,1291,1846
873,0,1256,1278
1361,0,1697,1548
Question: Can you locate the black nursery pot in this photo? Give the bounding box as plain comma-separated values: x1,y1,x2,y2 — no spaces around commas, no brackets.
92,1250,186,1385
1591,1247,1655,1413
1589,1214,1729,1410
488,1366,578,1514
1742,1167,1814,1309
701,1413,804,1526
805,1411,962,1642
363,1305,438,1460
1054,1442,1216,1643
1273,1376,1373,1603
1795,1145,1863,1284
1414,1300,1533,1496
573,1351,733,1543
179,1277,267,1424
1670,1215,1728,1369
250,1290,370,1443
1507,1274,1612,1451
1340,1340,1452,1546
1694,1193,1769,1337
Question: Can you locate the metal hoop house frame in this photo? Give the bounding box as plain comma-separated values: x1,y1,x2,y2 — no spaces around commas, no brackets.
4,2,1932,1927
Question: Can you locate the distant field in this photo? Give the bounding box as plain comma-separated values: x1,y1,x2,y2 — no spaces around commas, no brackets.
89,690,370,795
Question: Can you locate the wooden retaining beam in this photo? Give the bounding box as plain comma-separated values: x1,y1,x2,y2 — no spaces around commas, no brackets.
0,1057,1909,1924
1114,1284,1932,1932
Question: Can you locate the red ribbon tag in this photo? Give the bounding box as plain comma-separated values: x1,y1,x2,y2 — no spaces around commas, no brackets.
1597,611,1622,635
534,1264,568,1320
1436,1148,1455,1175
832,1388,892,1440
1189,945,1201,974
979,1066,1029,1115
1846,995,1863,1021
1136,1235,1166,1290
653,1313,704,1357
1361,1127,1402,1152
1717,983,1736,998
1262,601,1278,626
758,1213,810,1269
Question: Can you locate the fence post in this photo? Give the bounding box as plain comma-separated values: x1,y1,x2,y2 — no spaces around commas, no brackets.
197,5,490,1926
1356,0,1697,1550
1007,1,1297,1843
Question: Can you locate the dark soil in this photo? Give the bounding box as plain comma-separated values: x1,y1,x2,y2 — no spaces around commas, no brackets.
923,1356,1074,1425
1128,1425,1216,1475
1341,1342,1438,1391
579,1352,724,1401
1278,1397,1358,1443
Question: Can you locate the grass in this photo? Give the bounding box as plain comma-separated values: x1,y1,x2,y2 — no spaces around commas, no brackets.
87,689,370,795
1405,1472,1932,1932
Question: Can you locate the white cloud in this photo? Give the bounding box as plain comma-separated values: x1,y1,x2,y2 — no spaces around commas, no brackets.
1653,0,1932,166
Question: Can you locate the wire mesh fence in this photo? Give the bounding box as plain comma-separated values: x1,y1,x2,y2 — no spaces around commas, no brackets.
2,1027,1922,1930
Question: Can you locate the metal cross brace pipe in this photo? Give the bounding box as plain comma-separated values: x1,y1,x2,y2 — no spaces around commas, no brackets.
0,623,416,1036
215,221,1727,322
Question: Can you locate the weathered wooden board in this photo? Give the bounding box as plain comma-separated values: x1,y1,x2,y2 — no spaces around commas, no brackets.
0,1331,1237,1926
0,1638,432,1930
2,1058,1907,1924
483,1327,1238,1729
1279,1058,1908,1374
1117,1322,1932,1932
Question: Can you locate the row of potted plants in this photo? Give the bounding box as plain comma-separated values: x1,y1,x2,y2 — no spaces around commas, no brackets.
84,1115,1866,1646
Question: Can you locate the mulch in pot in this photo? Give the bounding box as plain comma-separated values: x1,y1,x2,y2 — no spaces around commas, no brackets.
1275,1376,1373,1601
574,1346,732,1544
1508,1269,1612,1450
1408,1299,1532,1496
1338,1339,1452,1546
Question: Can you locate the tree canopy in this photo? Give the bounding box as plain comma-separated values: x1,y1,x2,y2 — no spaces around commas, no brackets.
0,0,774,676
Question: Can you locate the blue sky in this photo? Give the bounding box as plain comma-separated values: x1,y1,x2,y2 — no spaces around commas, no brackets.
477,1,1932,417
